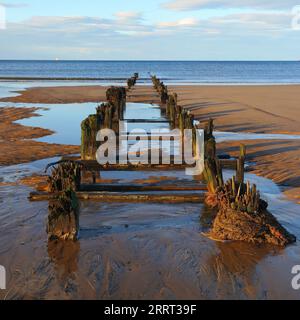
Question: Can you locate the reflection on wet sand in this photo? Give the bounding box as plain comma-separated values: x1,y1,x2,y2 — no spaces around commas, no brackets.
205,241,281,299
48,240,80,282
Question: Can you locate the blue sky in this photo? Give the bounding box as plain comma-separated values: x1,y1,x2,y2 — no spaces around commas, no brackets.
0,0,299,60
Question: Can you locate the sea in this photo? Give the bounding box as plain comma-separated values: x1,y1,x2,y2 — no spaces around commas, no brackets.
0,60,300,85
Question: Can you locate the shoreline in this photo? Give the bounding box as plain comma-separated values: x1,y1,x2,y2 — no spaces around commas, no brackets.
2,79,300,86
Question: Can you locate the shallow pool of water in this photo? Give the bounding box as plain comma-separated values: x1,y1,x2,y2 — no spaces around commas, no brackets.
16,103,99,145
11,102,169,145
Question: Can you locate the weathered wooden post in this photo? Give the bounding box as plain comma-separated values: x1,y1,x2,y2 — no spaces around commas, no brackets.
81,114,100,160
167,94,176,118
47,190,80,241
203,148,296,246
48,161,81,192
178,109,184,133
106,87,126,120
47,162,81,241
236,144,246,185
204,119,216,159
160,85,168,104
169,98,175,125
127,73,139,89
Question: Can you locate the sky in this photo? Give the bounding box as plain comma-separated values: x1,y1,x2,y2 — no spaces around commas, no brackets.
0,0,299,60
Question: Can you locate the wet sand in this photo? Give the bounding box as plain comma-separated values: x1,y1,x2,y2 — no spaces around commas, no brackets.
0,85,160,104
1,167,300,300
1,84,299,202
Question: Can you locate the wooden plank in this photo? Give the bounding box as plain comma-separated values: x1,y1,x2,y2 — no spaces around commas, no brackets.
60,157,237,170
29,191,205,203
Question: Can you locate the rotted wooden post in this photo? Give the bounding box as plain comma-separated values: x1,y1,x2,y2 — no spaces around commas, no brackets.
178,110,184,133
204,119,216,159
47,190,80,241
169,98,175,125
167,94,176,118
161,87,168,104
236,144,246,185
205,119,214,138
203,158,220,192
127,73,139,90
47,162,82,241
106,87,126,120
81,114,100,161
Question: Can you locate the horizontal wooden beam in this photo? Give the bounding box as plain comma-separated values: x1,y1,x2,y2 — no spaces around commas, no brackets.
122,119,169,123
29,191,205,203
61,158,237,171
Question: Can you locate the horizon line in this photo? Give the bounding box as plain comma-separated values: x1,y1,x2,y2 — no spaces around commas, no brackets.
0,59,298,62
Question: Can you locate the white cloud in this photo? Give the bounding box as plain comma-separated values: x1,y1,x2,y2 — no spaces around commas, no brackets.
114,11,142,21
163,0,300,11
157,17,198,27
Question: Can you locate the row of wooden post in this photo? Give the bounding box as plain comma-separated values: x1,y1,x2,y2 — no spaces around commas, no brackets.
150,73,265,217
150,74,248,197
81,86,127,160
151,75,216,158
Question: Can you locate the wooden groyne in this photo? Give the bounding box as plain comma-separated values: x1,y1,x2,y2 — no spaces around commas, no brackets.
28,73,296,246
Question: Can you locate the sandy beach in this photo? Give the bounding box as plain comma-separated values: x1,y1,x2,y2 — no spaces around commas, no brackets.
1,84,299,203
1,82,300,300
